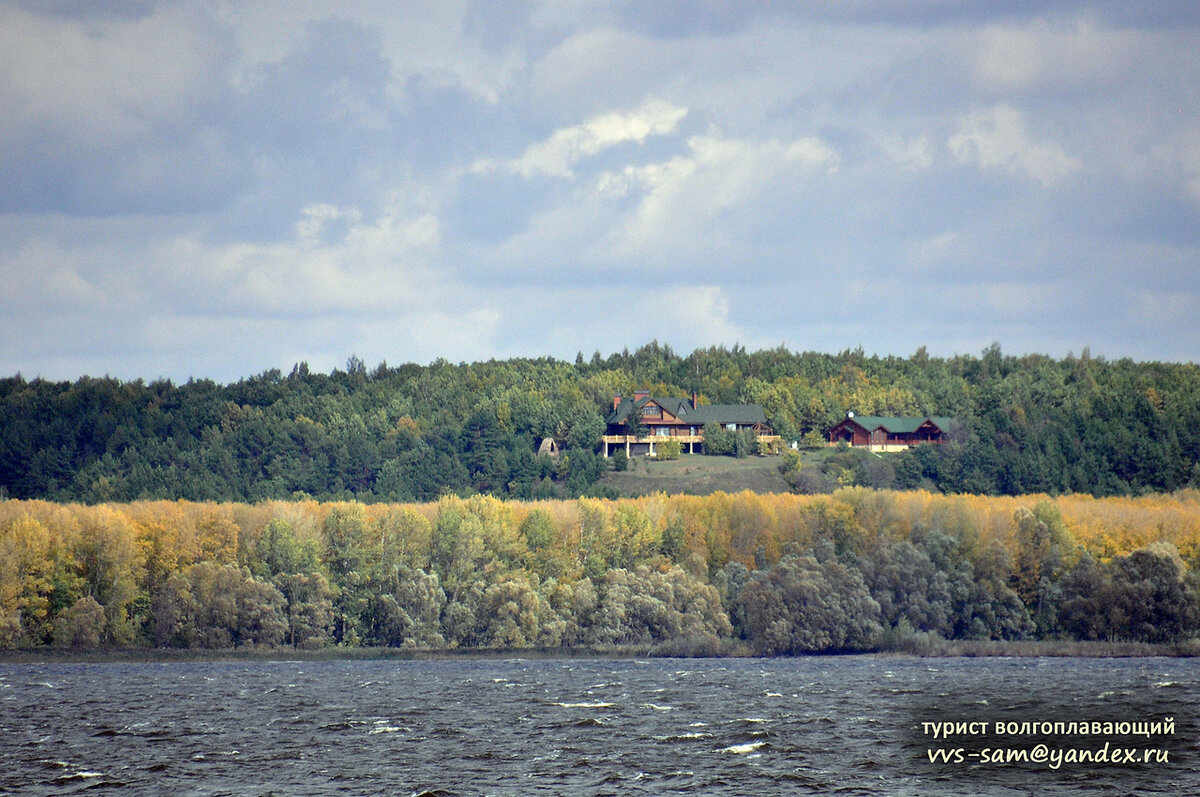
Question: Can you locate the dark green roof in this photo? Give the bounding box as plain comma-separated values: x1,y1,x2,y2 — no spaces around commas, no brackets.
688,403,768,425
840,415,956,433
607,396,766,426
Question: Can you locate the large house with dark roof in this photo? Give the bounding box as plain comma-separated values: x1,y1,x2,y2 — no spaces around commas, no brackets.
826,414,957,452
603,390,777,457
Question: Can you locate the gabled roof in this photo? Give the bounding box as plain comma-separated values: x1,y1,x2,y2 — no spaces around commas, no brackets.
607,396,766,426
688,403,768,425
607,396,683,424
836,415,956,434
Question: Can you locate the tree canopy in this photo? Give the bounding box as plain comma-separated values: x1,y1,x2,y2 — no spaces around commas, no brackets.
2,343,1200,503
2,489,1198,652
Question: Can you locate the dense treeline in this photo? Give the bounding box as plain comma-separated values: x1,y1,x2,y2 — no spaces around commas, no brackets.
3,343,1200,503
3,490,1198,653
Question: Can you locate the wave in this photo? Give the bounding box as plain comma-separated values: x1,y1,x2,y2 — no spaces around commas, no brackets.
56,770,104,781
718,741,766,754
369,725,406,734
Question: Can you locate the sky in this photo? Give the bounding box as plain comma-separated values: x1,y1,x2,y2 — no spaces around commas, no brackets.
2,1,1199,383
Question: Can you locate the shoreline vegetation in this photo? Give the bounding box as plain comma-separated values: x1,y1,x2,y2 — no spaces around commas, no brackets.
5,346,1200,656
3,489,1199,657
1,639,1196,664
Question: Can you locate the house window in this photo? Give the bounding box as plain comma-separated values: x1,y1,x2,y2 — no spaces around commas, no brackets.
642,405,662,418
655,427,670,436
725,423,737,431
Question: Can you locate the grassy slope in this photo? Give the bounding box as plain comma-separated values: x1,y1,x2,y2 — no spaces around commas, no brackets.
597,454,792,496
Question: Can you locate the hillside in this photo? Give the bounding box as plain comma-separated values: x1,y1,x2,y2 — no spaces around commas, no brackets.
597,453,792,496
2,342,1200,503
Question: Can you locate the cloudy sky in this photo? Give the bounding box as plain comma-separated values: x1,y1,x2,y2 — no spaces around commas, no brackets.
3,1,1199,382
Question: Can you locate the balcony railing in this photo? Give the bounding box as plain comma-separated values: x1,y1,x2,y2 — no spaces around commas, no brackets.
603,433,781,445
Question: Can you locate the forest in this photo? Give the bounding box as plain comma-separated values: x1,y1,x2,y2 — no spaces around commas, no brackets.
3,342,1200,504
4,344,1200,653
2,490,1198,653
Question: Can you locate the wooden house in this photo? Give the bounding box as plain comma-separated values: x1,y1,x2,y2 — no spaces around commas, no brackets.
603,391,777,456
826,414,956,452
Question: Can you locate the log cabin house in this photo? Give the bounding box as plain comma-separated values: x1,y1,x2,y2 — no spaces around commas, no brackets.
603,390,778,457
826,413,956,452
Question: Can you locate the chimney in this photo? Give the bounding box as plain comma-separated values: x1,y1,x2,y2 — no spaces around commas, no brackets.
613,395,621,411
692,391,698,410
633,388,650,402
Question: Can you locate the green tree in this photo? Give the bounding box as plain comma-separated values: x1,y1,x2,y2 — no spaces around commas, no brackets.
1058,553,1117,640
74,508,141,645
1010,503,1074,635
249,519,321,579
660,517,685,563
275,572,334,648
0,515,60,646
153,562,288,648
655,438,682,460
1109,543,1199,643
52,596,106,649
858,540,953,636
702,422,735,456
235,577,289,646
622,401,647,440
362,564,446,647
738,555,882,653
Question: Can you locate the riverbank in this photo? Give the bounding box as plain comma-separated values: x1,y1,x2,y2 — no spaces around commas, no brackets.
2,638,1196,664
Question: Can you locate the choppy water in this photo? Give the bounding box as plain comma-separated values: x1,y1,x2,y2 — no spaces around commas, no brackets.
1,656,1196,795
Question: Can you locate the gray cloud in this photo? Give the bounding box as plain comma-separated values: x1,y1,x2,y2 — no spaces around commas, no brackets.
1,1,1198,382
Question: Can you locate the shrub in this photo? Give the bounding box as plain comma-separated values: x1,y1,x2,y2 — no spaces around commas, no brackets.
703,423,735,455
756,435,782,456
655,439,682,460
797,430,827,450
53,596,106,649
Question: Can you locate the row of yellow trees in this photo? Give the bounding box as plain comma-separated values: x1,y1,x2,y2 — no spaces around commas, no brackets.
3,489,1199,651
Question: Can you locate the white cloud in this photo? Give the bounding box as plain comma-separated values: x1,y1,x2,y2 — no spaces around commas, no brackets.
529,26,646,109
389,307,503,358
0,190,504,379
878,134,935,171
473,98,688,178
294,204,363,246
4,3,1200,379
485,129,840,281
151,200,442,317
640,285,748,348
970,17,1143,94
594,156,697,200
974,282,1059,317
611,132,839,256
252,222,433,311
948,104,1081,187
0,236,136,314
907,231,962,273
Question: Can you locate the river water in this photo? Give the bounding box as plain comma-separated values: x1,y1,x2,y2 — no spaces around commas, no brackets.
1,656,1195,795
